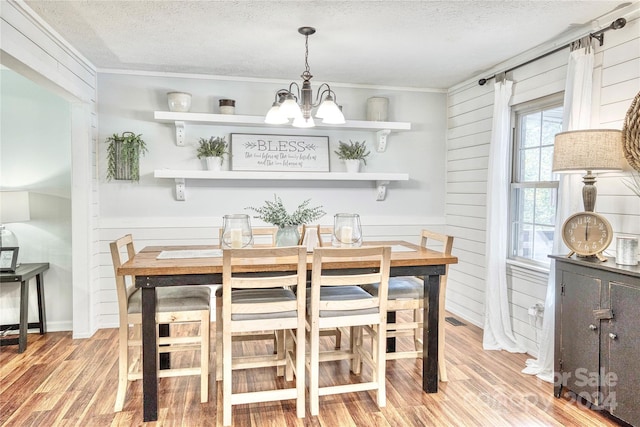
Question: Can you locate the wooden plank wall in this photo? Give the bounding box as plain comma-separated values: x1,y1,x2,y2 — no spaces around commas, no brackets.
446,10,640,355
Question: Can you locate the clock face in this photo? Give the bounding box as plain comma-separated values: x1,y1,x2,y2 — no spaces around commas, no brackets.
562,212,613,256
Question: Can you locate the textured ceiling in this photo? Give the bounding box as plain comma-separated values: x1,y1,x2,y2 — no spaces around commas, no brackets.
24,1,632,89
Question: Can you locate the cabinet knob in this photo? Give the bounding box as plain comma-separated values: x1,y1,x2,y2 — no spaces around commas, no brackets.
609,333,617,340
588,324,598,331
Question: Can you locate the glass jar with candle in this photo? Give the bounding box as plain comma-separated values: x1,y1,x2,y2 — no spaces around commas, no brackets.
221,214,253,248
332,213,362,247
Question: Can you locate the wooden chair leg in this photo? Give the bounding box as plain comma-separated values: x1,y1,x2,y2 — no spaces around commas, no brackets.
309,324,320,416
375,323,386,408
114,323,129,412
201,311,210,402
222,317,233,426
295,325,305,419
216,298,223,381
276,329,285,376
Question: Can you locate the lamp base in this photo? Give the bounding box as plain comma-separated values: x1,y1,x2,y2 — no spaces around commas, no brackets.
0,226,19,248
582,170,597,212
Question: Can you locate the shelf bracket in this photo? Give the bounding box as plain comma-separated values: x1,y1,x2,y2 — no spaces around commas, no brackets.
174,178,186,201
175,121,185,146
376,129,391,152
375,180,390,201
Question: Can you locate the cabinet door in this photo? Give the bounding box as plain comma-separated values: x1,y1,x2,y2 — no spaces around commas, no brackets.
559,270,601,404
606,282,640,426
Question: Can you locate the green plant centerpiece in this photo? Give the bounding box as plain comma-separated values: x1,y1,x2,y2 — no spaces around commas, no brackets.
106,132,147,182
335,139,371,173
246,195,325,246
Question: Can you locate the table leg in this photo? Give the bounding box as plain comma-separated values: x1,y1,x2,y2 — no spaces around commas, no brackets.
36,273,47,334
422,274,440,393
141,286,158,422
18,280,28,353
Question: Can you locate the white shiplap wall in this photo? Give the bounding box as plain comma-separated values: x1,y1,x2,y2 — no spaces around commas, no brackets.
446,8,640,355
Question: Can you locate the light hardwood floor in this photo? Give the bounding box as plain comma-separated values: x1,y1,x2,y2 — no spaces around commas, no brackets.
0,314,623,426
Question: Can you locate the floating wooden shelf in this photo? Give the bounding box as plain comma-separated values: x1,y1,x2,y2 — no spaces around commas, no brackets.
153,169,409,201
154,111,411,151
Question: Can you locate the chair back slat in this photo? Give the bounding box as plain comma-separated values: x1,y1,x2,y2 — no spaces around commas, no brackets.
231,274,299,289
320,273,382,287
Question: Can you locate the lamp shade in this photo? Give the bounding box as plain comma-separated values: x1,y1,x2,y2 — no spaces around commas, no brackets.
552,129,623,173
0,191,31,223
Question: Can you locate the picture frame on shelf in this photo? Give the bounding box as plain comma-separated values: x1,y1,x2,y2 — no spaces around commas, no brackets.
230,133,330,172
0,247,19,272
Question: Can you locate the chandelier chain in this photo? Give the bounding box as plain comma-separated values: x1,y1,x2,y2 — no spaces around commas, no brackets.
302,33,312,80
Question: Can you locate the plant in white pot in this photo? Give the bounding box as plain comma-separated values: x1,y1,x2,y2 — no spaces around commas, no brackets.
246,195,325,246
335,140,370,173
196,136,228,171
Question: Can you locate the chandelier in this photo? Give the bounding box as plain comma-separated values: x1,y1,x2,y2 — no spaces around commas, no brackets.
264,27,345,128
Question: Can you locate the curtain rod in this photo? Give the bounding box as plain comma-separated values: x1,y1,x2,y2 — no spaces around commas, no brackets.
477,18,627,86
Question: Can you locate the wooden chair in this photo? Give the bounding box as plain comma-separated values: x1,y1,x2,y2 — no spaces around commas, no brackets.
362,229,454,381
219,245,306,426
109,234,210,412
215,225,287,380
306,246,391,416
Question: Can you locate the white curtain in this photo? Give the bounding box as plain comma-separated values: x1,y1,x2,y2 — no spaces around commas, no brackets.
483,77,525,353
522,37,593,381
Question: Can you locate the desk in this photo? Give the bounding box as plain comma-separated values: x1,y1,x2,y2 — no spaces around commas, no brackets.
0,263,49,353
118,241,457,422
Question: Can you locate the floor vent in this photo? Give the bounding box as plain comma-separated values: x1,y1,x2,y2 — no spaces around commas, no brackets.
445,317,466,326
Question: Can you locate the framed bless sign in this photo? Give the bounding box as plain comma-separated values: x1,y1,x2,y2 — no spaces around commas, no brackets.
0,247,19,272
231,134,330,172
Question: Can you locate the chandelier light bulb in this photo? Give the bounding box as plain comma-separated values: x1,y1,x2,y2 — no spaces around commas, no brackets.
264,102,288,124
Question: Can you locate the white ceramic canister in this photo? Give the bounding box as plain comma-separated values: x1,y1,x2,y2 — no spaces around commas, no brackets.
616,236,639,265
366,97,389,121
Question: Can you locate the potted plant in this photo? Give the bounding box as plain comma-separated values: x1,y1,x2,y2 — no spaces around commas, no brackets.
197,136,228,171
246,195,325,246
335,139,371,173
106,132,147,182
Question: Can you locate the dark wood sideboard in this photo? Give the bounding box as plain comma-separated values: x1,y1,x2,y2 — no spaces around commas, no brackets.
551,255,640,426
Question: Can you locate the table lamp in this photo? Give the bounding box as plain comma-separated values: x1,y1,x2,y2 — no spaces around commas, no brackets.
552,129,623,212
0,191,31,251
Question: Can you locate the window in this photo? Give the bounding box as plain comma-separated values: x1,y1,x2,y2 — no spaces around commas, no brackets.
510,94,563,265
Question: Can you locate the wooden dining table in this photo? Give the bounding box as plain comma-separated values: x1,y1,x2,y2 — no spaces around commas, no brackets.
117,240,458,422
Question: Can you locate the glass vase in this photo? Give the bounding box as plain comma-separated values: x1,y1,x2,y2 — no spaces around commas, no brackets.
221,214,253,248
332,213,362,247
276,225,300,247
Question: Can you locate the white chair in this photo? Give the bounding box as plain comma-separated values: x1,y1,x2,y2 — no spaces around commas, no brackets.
109,234,210,412
220,246,307,426
362,229,453,381
306,246,391,416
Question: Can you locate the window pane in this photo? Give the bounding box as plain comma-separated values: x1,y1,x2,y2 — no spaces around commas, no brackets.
534,187,557,226
532,225,554,263
522,112,542,148
521,188,534,223
541,107,563,146
522,148,540,181
540,146,554,181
